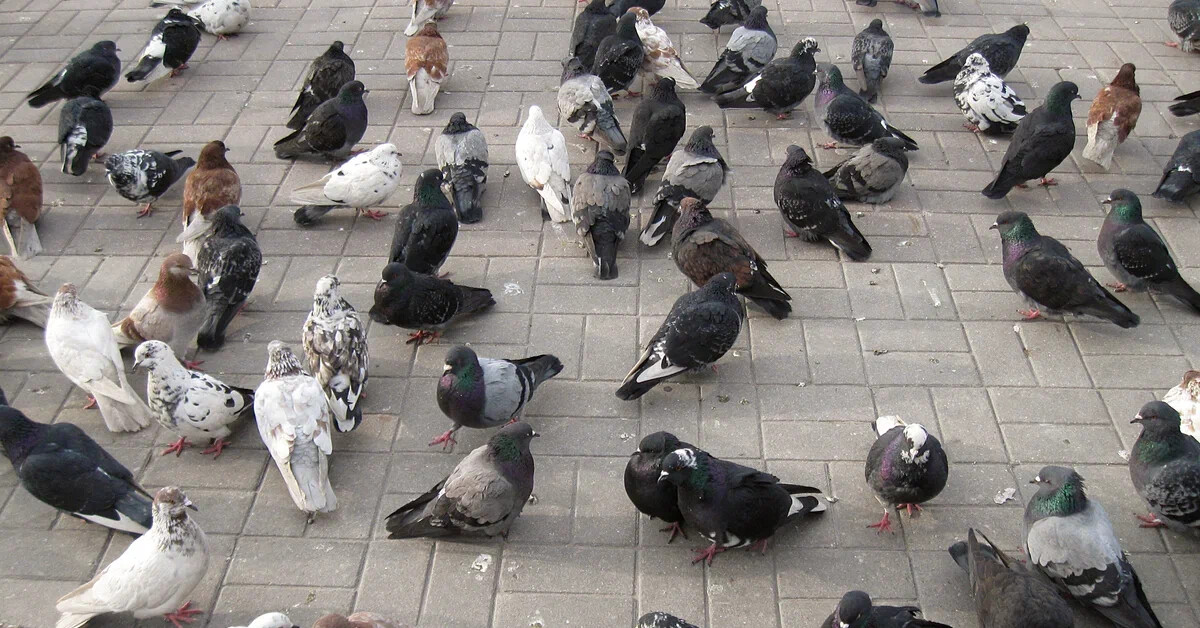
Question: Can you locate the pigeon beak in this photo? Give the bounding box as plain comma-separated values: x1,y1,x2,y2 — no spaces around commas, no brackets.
657,471,669,483
11,143,19,149
130,359,142,373
1131,413,1144,424
1101,197,1113,205
186,268,200,276
442,364,452,372
531,431,540,437
989,222,998,230
184,498,198,511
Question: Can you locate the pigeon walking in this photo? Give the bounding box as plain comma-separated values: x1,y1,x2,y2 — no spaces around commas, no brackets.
368,263,494,345
640,126,727,246
714,38,819,120
302,275,369,433
404,0,453,36
1153,129,1200,202
559,57,628,155
125,9,203,84
1083,64,1141,169
631,8,697,89
1129,401,1200,535
852,19,892,103
700,0,761,30
1169,0,1200,51
625,431,697,542
823,137,910,204
593,12,645,95
406,23,448,115
111,253,206,365
196,205,262,350
1099,189,1200,313
864,415,948,534
918,24,1030,84
178,140,241,262
0,137,43,259
435,112,489,223
954,53,1025,134
58,94,113,176
699,7,775,95
388,168,458,274
819,591,952,628
948,528,1075,628
815,64,918,150
516,105,572,222
0,255,51,327
288,42,355,131
26,41,120,108
573,150,632,280
624,77,686,194
291,143,403,225
982,81,1080,198
774,145,872,260
274,80,368,161
105,148,195,217
571,0,617,70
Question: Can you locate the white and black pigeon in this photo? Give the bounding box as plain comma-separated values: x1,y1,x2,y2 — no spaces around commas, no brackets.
1129,401,1200,535
982,81,1080,198
231,613,300,628
386,422,538,538
559,57,628,155
624,77,686,194
638,612,698,628
55,487,209,628
288,42,355,131
815,64,918,150
823,137,910,204
133,339,253,459
918,24,1030,85
388,168,458,275
0,404,152,535
1024,466,1163,628
58,93,113,176
700,0,760,29
1153,129,1200,202
125,9,203,84
775,145,872,260
435,112,488,224
1164,370,1200,441
713,38,819,120
819,591,952,628
515,105,572,222
404,0,453,36
864,415,948,534
699,6,775,95
302,275,368,434
573,149,632,280
1099,189,1200,313
152,0,250,39
26,41,121,108
953,52,1026,134
625,431,697,542
196,205,262,350
948,528,1075,628
852,19,893,103
274,81,369,161
1169,0,1200,51
104,148,195,217
290,142,403,225
641,125,727,246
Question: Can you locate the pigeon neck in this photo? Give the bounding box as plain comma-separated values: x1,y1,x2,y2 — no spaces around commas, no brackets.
0,420,42,464
265,352,305,379
815,84,837,107
443,117,474,135
684,134,717,157
586,157,620,176
489,434,529,466
155,272,204,314
416,180,447,206
618,17,638,40
1030,480,1086,517
1134,427,1191,465
312,293,341,317
1109,201,1141,224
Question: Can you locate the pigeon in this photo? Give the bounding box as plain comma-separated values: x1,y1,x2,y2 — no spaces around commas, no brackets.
864,415,948,534
1170,89,1200,116
386,422,538,538
0,405,152,535
404,0,453,36
255,341,337,520
638,613,699,628
818,591,953,628
231,613,300,628
45,284,153,433
815,64,918,150
290,143,403,225
58,94,113,176
573,150,632,280
435,112,489,223
672,197,791,319
302,275,369,434
700,0,760,30
368,262,494,345
1024,466,1163,628
631,7,698,89
948,528,1075,628
992,210,1138,327
432,345,562,449
593,12,645,95
1169,0,1200,51
55,487,209,628
111,253,207,365
274,80,368,161
312,612,407,628
104,148,195,217
625,431,698,542
0,255,51,327
918,24,1030,84
624,77,686,194
1153,130,1200,202
699,6,776,95
823,137,910,204
406,23,448,115
26,41,121,108
609,0,665,17
571,0,617,70
659,446,826,564
0,137,43,259
288,42,355,131
125,9,203,84
852,19,893,103
953,53,1026,134
1083,64,1142,169
640,126,727,246
1099,189,1200,313
981,81,1080,198
516,105,573,222
178,140,241,262
774,145,872,261
1164,370,1200,441
714,38,820,120
857,0,939,16
196,205,262,350
132,340,253,458
154,0,249,38
558,57,628,155
388,168,458,274
616,272,744,400
1129,401,1200,535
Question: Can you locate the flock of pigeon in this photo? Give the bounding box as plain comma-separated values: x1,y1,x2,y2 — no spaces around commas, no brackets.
3,0,1200,625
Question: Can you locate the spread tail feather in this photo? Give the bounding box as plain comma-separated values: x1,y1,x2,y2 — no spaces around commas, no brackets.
539,187,571,223
4,218,41,259
56,612,100,628
458,286,496,315
748,296,791,319
639,198,675,246
1082,123,1116,169
386,480,454,538
274,129,306,159
827,219,872,261
125,55,164,83
623,152,662,195
113,491,153,533
657,64,699,90
515,354,564,389
982,167,1020,199
1170,91,1200,117
447,168,483,223
616,355,686,401
887,126,919,151
595,110,628,155
713,85,756,108
781,484,827,516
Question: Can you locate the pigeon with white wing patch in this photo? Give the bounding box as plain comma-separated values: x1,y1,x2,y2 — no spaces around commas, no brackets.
864,415,948,534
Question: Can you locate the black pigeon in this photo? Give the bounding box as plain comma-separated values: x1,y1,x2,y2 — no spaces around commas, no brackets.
104,149,195,217
1129,401,1200,535
0,405,152,535
700,0,760,30
815,64,918,150
714,38,819,120
1099,189,1200,313
435,113,489,224
623,77,686,194
918,24,1030,84
368,262,494,345
641,125,728,246
616,273,744,401
274,80,369,161
823,137,910,204
571,0,617,70
389,169,459,275
819,591,953,628
852,19,893,103
1169,0,1200,52
58,93,113,176
981,81,1079,199
659,446,826,565
288,41,356,131
558,57,628,155
1170,89,1200,116
864,416,948,534
26,41,120,108
625,431,698,542
610,0,666,17
572,150,632,280
196,204,262,350
774,145,872,261
638,612,699,628
699,7,776,95
592,12,645,95
992,210,1138,328
1154,129,1200,202
948,528,1075,628
125,9,203,84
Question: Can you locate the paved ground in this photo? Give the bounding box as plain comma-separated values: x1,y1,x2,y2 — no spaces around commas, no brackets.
1,0,1200,626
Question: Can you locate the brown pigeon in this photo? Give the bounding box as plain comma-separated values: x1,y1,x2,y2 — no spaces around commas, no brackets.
0,255,51,327
112,253,207,369
406,23,448,115
178,140,241,263
1082,63,1141,169
312,612,408,628
0,137,43,259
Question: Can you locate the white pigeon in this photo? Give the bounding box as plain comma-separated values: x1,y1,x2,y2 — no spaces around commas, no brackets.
515,105,572,223
1164,369,1200,442
152,0,250,38
133,340,254,458
45,284,153,433
302,275,368,434
630,7,698,89
952,53,1026,134
289,143,403,224
230,612,299,628
254,341,337,520
55,487,210,628
404,0,453,36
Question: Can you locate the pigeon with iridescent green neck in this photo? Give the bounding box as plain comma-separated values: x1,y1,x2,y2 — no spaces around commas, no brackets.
982,81,1079,198
948,528,1074,628
1129,401,1200,536
1099,189,1200,313
815,64,917,150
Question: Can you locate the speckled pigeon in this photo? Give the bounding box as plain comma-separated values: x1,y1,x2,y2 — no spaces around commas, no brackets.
638,612,699,628
852,19,893,103
302,275,369,434
288,42,355,131
58,94,113,176
1129,401,1200,535
1169,0,1200,51
274,80,368,161
640,125,727,246
572,150,631,280
105,148,194,217
196,205,261,350
1153,129,1200,202
1099,189,1200,313
948,528,1075,628
823,137,910,204
623,77,686,194
954,53,1025,134
435,112,489,224
815,64,918,150
982,81,1079,198
27,41,120,108
389,168,459,275
625,431,698,542
367,262,493,345
919,24,1030,84
593,12,644,95
700,0,760,30
699,6,775,95
864,416,948,534
125,9,202,84
774,145,872,260
714,37,819,119
819,591,953,628
571,0,617,70
558,57,628,155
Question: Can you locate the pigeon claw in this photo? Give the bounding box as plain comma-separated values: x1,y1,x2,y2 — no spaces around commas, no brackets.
775,113,792,120
137,203,155,218
748,537,770,555
182,359,205,370
1166,41,1181,48
819,141,840,150
359,208,387,221
92,152,107,162
1017,308,1042,321
83,396,98,410
1106,282,1128,293
691,542,726,565
963,123,982,133
659,521,688,543
867,510,894,534
1037,177,1058,187
783,228,800,238
900,503,923,517
428,429,458,451
406,330,441,345
161,437,190,457
168,63,190,79
1136,513,1167,528
201,438,229,459
163,601,203,628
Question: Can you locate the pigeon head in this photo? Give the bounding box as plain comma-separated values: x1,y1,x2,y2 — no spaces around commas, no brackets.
1111,63,1139,92
790,37,820,59
676,196,710,218
210,204,247,232
442,345,481,378
1007,23,1031,44
617,12,639,38
338,80,368,103
963,52,991,73
93,40,119,56
781,144,813,174
990,211,1037,243
153,486,197,521
743,6,770,30
1043,81,1081,114
416,22,443,39
264,341,306,380
1132,400,1184,435
832,590,873,628
870,137,912,165
629,6,651,22
562,56,589,81
1102,188,1143,223
247,612,299,628
0,136,16,154
52,283,83,317
817,64,844,91
1182,370,1200,398
684,125,720,157
132,339,178,374
586,150,620,176
161,252,199,281
312,274,343,312
1028,465,1087,516
414,167,447,202
164,8,189,20
636,431,682,455
651,77,678,99
867,18,884,31
700,271,739,297
331,41,345,53
0,405,41,464
197,140,231,169
657,447,702,487
489,421,539,462
899,423,932,464
380,261,414,286
443,112,473,135
525,105,550,130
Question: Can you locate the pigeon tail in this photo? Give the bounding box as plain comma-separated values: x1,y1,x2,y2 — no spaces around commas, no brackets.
62,129,92,176
3,217,42,260
1162,277,1200,314
4,278,51,327
981,170,1019,199
589,224,622,280
1082,122,1118,169
286,98,318,130
288,440,336,513
27,82,67,108
872,415,904,436
273,129,307,159
781,484,827,516
615,374,660,401
748,295,791,319
447,167,483,224
172,156,196,180
657,64,699,90
616,354,687,400
109,491,153,534
1170,91,1200,117
1095,568,1162,628
1153,170,1196,202
458,286,496,315
712,83,757,109
640,197,676,246
55,611,100,628
514,354,564,390
95,393,153,432
538,187,571,223
887,126,919,151
293,204,339,226
124,54,164,83
624,150,663,195
595,108,628,155
1078,292,1140,329
385,482,457,538
827,217,872,261
197,299,240,350
918,56,960,84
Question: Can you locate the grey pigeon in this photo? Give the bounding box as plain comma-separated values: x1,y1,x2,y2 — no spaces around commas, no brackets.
1169,88,1200,116
823,137,909,204
434,112,489,223
638,612,698,628
368,262,494,345
1024,466,1163,628
572,150,632,280
1099,189,1200,313
864,416,948,534
58,94,113,176
302,275,369,434
992,210,1138,328
593,12,644,95
852,19,893,103
1129,401,1200,535
948,528,1075,628
274,80,368,161
1153,129,1200,202
699,7,775,95
388,168,459,275
404,0,454,36
558,57,628,155
919,24,1030,84
819,591,953,628
623,77,686,194
856,0,938,16
954,53,1026,134
27,41,120,108
432,346,562,449
982,81,1080,198
625,431,697,542
105,149,195,217
700,0,760,29
125,9,203,84
640,125,727,246
713,38,819,119
774,145,872,260
571,0,617,70
815,64,918,150
196,205,262,350
288,42,355,131
386,422,538,538
1170,0,1200,51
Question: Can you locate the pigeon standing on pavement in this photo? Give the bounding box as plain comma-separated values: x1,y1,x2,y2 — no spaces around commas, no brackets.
0,255,51,327
435,112,489,223
714,38,819,119
406,24,448,116
558,57,628,155
1129,401,1200,534
196,205,262,350
232,613,301,628
948,528,1075,628
699,6,775,95
1153,129,1200,202
625,431,697,542
953,53,1026,134
864,415,948,534
404,0,453,36
1099,189,1200,313
290,143,403,225
1169,0,1200,52
111,253,206,365
624,77,686,193
700,0,761,30
593,12,645,95
852,19,893,103
640,125,727,246
631,7,698,89
1170,88,1200,116
1083,64,1142,169
609,0,666,17
918,24,1030,84
516,105,573,222
638,613,698,628
288,42,355,131
388,168,458,274
819,591,952,628
368,262,494,345
823,137,910,204
178,140,241,262
58,94,113,176
312,612,406,628
125,9,203,84
302,275,369,433
274,80,369,161
572,150,632,280
1164,371,1200,442
0,136,43,259
26,41,121,108
571,0,617,70
104,148,195,217
981,81,1080,198
774,145,872,260
815,64,918,150
164,0,251,39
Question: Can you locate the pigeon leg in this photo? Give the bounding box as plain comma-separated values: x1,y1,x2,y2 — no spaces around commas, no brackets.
83,395,97,410
963,123,982,133
163,601,203,628
137,203,155,218
867,510,894,534
200,438,229,459
168,63,190,78
691,542,726,565
161,437,190,457
428,427,459,450
1017,308,1042,320
775,112,792,120
1136,513,1167,528
182,359,205,370
437,271,452,279
1166,41,1180,48
1014,183,1029,189
784,228,800,238
405,330,441,345
659,522,688,543
1037,177,1058,187
357,208,387,221
1106,282,1128,292
748,537,770,555
900,503,923,517
91,152,107,162
819,141,840,150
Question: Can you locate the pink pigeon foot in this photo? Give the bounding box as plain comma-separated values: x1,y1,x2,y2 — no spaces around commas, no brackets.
820,141,840,150
867,510,894,534
748,537,770,554
1136,513,1167,528
137,203,154,218
775,113,792,120
900,503,923,517
182,359,204,370
406,330,441,345
1038,177,1058,187
429,429,458,451
784,228,800,238
83,396,97,410
161,437,190,457
963,123,981,133
1166,41,1181,48
660,522,687,543
92,152,107,161
691,542,726,565
200,438,229,459
1017,308,1042,321
1106,282,1128,292
359,208,387,221
163,601,203,628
